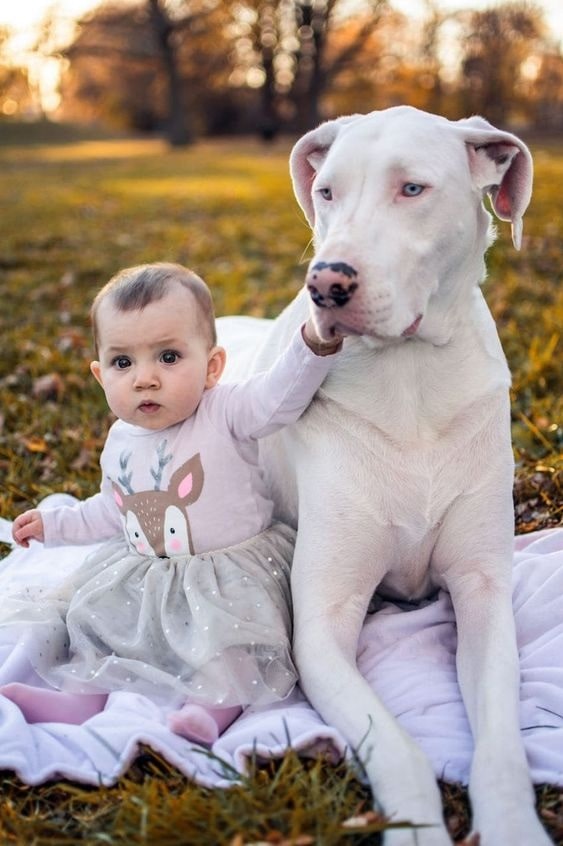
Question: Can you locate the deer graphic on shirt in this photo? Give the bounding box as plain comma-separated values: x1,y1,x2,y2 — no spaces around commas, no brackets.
112,444,204,557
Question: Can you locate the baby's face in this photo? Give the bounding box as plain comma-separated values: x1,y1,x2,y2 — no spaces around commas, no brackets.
91,283,215,430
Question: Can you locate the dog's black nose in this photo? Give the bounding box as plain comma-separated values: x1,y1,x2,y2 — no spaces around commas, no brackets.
308,282,358,308
307,261,359,308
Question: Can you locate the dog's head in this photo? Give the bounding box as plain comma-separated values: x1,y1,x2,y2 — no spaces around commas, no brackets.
290,106,533,346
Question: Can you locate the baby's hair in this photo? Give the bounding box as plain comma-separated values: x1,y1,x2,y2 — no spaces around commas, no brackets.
91,262,217,353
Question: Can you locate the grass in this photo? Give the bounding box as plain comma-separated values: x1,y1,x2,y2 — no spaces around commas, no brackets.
0,125,561,843
0,750,380,845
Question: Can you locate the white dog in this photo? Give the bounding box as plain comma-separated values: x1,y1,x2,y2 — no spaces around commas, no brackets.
220,106,550,846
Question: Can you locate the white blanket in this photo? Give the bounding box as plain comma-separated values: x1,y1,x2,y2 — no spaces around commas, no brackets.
0,496,562,788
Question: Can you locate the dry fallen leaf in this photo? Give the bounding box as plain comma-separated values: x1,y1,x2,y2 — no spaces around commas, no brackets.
23,436,49,454
243,836,314,846
32,372,65,402
341,809,387,828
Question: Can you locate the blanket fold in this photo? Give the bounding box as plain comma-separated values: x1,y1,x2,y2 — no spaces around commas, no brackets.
0,499,561,788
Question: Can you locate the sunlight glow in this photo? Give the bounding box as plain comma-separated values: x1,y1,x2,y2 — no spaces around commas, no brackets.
0,0,562,115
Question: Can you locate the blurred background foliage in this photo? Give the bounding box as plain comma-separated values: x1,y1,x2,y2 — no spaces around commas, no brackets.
0,127,561,532
0,0,562,144
0,1,561,528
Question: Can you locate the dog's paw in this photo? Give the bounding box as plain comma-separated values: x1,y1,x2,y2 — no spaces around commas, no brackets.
382,825,453,846
474,815,553,846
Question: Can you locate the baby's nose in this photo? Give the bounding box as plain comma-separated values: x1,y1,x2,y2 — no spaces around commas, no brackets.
133,365,159,388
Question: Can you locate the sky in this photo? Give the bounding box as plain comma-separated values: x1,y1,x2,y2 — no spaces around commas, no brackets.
1,0,562,112
1,0,562,37
0,0,100,41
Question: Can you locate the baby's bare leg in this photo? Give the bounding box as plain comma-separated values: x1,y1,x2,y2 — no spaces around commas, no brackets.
0,682,107,723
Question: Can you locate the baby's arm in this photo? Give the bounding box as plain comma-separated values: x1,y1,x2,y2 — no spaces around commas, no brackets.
12,509,45,547
40,490,122,547
11,427,124,549
217,316,344,441
12,493,122,548
31,431,123,547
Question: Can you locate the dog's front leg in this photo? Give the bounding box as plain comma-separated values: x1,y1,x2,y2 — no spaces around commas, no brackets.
435,500,553,846
291,521,452,846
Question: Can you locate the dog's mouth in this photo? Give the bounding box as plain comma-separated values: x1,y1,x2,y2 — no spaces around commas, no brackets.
320,314,424,343
326,322,362,339
401,314,423,337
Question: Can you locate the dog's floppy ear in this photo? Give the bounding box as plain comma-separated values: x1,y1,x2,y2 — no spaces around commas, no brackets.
455,116,533,250
289,115,360,226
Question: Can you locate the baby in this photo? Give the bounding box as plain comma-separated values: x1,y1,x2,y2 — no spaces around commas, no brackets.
5,262,342,744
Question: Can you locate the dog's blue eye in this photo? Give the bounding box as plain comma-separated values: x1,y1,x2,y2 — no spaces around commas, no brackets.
402,183,424,197
318,187,333,201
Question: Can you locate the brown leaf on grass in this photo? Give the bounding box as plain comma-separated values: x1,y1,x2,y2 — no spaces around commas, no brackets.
246,837,314,846
23,436,49,454
59,271,76,288
341,809,387,828
514,465,563,533
540,808,558,820
57,329,89,353
32,373,65,402
65,373,87,390
70,447,92,471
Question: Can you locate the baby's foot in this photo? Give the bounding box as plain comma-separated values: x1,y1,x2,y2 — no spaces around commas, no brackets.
0,682,107,724
168,703,242,745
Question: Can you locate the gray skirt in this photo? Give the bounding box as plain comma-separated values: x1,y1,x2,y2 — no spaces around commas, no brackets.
0,522,298,708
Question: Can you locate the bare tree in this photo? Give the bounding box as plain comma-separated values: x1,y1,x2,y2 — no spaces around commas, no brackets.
59,0,234,144
32,0,562,138
290,0,389,130
527,48,563,131
417,0,448,115
147,0,191,145
233,0,389,133
458,2,546,125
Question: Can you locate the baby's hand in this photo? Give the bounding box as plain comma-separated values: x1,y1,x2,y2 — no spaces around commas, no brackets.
12,509,45,547
302,318,344,356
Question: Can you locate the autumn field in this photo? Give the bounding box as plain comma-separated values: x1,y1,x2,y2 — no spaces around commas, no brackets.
0,124,561,843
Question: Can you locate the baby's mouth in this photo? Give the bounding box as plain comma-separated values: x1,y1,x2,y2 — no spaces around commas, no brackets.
138,401,161,414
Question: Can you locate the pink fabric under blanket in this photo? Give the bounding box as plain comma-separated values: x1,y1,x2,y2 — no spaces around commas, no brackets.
0,495,561,789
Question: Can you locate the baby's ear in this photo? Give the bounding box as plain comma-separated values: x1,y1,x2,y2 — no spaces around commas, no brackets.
90,360,103,387
205,346,226,388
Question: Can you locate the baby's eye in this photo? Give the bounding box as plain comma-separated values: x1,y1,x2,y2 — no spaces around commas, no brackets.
160,350,179,364
112,356,131,369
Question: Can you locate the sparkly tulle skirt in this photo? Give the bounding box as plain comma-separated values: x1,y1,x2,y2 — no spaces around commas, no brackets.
0,522,297,708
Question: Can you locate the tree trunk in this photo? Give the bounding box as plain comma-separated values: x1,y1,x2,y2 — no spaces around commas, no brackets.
148,0,192,146
257,2,280,141
291,0,326,133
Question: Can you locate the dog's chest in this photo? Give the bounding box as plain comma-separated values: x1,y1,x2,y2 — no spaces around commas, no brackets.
299,407,443,520
296,384,507,533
